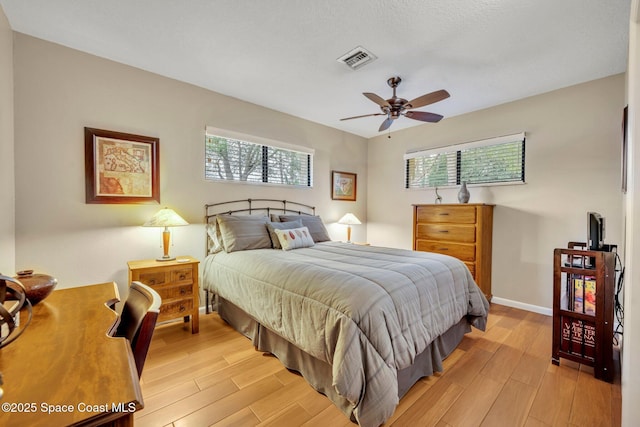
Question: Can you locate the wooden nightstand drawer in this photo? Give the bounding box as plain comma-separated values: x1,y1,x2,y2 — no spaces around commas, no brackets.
128,256,200,334
157,284,193,300
138,271,167,287
171,268,193,283
415,224,476,243
159,298,193,320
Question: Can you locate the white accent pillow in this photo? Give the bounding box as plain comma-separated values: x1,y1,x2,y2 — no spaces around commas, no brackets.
274,226,315,251
266,220,303,249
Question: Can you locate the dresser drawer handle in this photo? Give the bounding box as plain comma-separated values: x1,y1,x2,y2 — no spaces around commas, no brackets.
179,274,186,280
148,279,156,285
438,247,449,251
179,305,186,312
180,288,186,295
439,212,450,216
438,230,449,233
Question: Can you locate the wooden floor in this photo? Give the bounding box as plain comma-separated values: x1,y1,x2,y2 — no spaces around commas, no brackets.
134,304,621,427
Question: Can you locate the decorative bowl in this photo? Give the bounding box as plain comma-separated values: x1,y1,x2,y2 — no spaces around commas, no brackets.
14,270,58,305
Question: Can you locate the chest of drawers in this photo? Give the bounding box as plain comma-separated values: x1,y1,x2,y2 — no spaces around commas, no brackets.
413,204,494,300
128,256,200,333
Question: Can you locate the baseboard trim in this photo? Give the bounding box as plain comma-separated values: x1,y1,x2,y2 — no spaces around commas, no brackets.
491,297,552,316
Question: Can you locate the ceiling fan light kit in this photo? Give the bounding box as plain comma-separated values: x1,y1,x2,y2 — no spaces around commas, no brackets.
341,76,449,132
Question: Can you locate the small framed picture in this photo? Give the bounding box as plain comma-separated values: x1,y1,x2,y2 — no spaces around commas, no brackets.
331,171,357,201
85,127,160,204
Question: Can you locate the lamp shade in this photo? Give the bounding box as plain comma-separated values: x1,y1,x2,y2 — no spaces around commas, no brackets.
143,208,188,261
143,208,188,227
338,213,361,225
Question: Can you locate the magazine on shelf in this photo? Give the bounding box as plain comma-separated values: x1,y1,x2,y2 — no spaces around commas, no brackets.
584,276,596,315
573,277,584,312
572,275,596,315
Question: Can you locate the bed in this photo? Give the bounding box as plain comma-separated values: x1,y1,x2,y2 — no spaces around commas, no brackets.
202,199,489,427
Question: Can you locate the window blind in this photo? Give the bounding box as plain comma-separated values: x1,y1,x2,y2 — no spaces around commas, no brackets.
404,132,525,189
205,127,313,187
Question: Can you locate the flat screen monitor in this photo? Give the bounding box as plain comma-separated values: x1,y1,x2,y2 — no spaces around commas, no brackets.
587,212,605,251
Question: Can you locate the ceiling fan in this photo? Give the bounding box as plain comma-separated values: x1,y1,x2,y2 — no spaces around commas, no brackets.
340,76,450,132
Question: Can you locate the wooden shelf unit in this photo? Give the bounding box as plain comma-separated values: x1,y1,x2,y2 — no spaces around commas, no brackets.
552,246,615,382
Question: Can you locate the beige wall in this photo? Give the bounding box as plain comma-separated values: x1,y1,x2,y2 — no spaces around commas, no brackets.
0,6,15,275
622,1,640,424
12,33,367,295
367,74,625,311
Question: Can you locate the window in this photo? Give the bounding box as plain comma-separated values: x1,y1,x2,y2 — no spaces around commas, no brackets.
404,132,525,189
205,127,313,187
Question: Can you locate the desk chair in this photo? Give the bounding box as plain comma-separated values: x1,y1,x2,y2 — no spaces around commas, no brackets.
115,281,161,377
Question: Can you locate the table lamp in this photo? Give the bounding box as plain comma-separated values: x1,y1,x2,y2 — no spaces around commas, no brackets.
338,213,361,243
143,207,188,261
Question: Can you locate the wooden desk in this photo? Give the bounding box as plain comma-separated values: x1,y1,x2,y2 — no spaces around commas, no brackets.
0,282,143,426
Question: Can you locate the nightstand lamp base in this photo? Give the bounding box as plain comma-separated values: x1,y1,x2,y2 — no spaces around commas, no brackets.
156,228,176,261
142,207,189,263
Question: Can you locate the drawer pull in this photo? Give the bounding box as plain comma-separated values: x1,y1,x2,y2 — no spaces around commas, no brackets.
179,305,186,312
438,247,449,251
179,274,186,280
180,288,186,295
148,279,156,285
439,212,450,216
438,230,449,233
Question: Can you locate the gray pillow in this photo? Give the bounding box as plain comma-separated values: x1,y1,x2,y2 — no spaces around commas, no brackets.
279,215,331,242
217,215,271,253
266,220,303,249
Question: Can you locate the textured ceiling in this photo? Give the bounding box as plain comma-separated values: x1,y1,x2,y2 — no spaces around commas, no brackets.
0,0,631,138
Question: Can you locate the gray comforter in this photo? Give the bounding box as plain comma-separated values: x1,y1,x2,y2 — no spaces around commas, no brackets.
202,242,489,426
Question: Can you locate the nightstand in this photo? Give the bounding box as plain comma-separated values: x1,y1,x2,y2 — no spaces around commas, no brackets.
127,256,200,333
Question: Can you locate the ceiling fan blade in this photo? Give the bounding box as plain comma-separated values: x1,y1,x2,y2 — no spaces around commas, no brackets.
404,111,444,123
379,117,394,131
363,92,391,108
405,89,450,110
340,113,385,121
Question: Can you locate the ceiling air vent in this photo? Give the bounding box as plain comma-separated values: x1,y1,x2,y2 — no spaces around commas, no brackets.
337,46,377,70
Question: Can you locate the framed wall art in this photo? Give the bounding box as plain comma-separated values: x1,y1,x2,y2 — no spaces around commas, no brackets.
331,170,357,201
85,127,160,204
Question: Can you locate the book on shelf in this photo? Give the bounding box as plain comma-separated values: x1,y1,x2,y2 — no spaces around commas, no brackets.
560,316,596,360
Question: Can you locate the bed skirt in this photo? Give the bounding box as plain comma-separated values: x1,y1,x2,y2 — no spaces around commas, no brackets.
216,295,471,424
